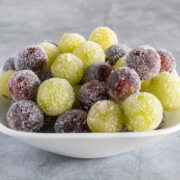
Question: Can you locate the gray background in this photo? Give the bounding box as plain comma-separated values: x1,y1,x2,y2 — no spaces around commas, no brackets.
0,0,180,179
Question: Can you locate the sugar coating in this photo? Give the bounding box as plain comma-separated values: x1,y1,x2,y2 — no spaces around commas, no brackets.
126,45,161,80
72,84,81,108
38,42,59,70
2,57,16,72
123,92,163,132
73,41,105,69
89,27,118,51
105,44,130,66
79,80,109,111
37,78,75,116
157,49,176,72
107,67,141,101
87,100,123,132
58,33,85,54
15,45,48,75
7,100,44,132
82,62,112,83
148,72,180,112
113,57,126,69
0,71,16,99
51,53,84,85
8,70,40,101
54,109,89,133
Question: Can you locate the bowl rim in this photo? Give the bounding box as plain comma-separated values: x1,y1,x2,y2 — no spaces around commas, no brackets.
0,122,180,139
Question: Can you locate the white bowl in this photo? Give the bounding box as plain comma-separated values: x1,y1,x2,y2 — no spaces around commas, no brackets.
0,68,180,158
0,94,180,158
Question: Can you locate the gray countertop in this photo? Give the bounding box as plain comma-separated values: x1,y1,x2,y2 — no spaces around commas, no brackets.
0,0,180,179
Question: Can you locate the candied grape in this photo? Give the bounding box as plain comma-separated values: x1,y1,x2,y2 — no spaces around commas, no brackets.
37,78,75,116
79,80,109,111
105,44,130,66
148,72,180,111
157,49,176,72
8,70,40,101
72,84,81,108
107,67,141,101
2,57,16,72
87,100,123,132
123,92,163,132
82,62,112,83
39,70,53,81
15,45,48,75
7,100,44,132
51,53,84,85
54,109,89,133
89,27,118,51
0,71,16,99
73,41,105,69
113,57,126,69
58,33,85,54
126,45,161,80
38,42,59,70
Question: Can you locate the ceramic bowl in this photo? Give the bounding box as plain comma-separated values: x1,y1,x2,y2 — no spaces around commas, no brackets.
0,68,180,158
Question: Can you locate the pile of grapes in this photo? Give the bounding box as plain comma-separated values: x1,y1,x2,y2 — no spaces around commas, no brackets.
0,27,180,133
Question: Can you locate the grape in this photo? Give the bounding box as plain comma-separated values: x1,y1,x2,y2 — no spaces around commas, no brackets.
82,62,112,83
8,70,40,101
126,45,161,80
113,57,126,69
157,49,176,72
15,45,48,75
54,109,89,133
37,78,75,116
0,71,16,99
107,67,141,101
89,27,118,50
38,42,59,70
148,72,180,111
140,79,151,92
73,41,105,69
87,100,123,132
79,80,109,111
7,100,44,132
105,44,130,66
123,92,163,131
51,53,84,85
58,33,85,53
2,57,16,72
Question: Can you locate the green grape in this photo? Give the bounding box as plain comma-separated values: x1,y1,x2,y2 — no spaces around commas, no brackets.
37,78,75,116
73,41,105,69
51,53,84,85
87,100,123,132
123,92,163,131
89,27,118,51
58,33,85,54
